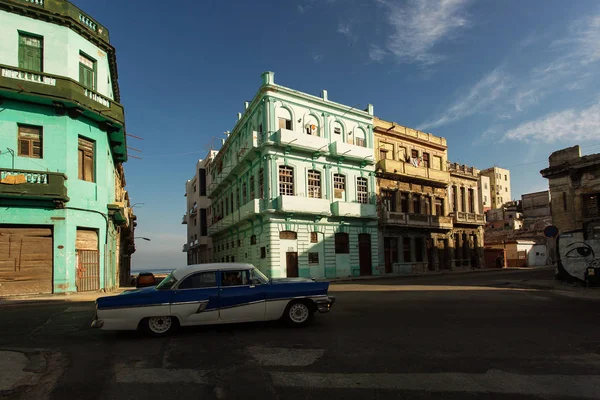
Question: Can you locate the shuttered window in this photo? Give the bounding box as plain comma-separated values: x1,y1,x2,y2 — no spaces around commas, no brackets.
79,53,96,91
18,33,43,72
78,137,95,182
18,125,43,158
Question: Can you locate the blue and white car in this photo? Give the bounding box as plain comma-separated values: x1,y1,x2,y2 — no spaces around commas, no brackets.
92,263,335,336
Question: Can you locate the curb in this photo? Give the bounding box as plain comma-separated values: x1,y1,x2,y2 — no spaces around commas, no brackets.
0,288,129,306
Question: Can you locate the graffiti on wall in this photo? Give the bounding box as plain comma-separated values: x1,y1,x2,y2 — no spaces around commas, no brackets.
557,230,600,281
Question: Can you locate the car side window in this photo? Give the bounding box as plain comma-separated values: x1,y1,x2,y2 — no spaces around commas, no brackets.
221,270,249,287
178,271,217,290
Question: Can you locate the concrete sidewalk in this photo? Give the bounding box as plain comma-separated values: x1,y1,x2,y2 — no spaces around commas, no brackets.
0,287,131,306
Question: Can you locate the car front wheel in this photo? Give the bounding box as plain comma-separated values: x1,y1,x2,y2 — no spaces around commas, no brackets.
144,316,177,336
284,301,314,327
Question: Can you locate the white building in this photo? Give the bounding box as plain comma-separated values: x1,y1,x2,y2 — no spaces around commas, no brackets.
206,72,379,278
479,175,491,211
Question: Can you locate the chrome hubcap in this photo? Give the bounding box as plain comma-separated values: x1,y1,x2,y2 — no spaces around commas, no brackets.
289,303,309,323
148,316,172,334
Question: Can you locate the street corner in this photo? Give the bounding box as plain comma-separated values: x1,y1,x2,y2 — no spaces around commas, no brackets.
0,348,65,397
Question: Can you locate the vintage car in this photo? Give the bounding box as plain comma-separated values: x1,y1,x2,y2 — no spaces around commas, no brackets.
91,263,335,336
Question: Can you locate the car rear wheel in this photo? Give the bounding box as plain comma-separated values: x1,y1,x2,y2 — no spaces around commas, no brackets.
284,301,314,327
144,316,177,336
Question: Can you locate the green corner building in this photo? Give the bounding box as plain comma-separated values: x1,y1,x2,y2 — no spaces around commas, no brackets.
0,0,135,295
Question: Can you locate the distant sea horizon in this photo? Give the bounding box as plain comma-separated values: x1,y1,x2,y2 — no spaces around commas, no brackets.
131,267,174,275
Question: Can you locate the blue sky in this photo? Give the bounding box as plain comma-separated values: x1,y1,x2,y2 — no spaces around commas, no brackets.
74,0,600,271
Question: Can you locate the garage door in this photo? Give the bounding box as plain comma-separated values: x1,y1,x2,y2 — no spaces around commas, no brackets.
0,227,53,296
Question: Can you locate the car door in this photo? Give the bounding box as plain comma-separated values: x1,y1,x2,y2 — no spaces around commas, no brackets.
218,269,266,323
169,271,219,326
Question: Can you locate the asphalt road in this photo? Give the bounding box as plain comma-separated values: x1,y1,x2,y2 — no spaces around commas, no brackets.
3,268,600,400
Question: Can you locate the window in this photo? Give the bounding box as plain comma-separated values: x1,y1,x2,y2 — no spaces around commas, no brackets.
435,198,444,216
400,193,409,213
18,33,43,72
422,152,430,168
79,52,96,91
260,247,266,258
310,232,318,243
484,183,488,190
484,195,487,203
193,184,197,193
414,238,424,262
333,174,345,199
279,231,297,240
468,189,475,213
230,193,233,214
334,127,341,135
250,268,268,285
357,177,368,204
382,190,397,212
200,209,207,236
193,216,197,226
582,194,599,218
78,137,95,182
308,252,319,265
178,271,217,289
379,149,388,160
504,175,507,181
398,147,407,162
411,149,419,158
222,270,249,287
250,176,256,199
403,237,411,262
335,233,349,253
251,235,257,245
199,169,207,196
432,155,442,170
308,170,321,198
563,192,567,211
412,194,421,214
235,187,240,210
278,117,292,130
279,166,294,196
238,239,241,247
258,168,264,199
355,137,365,147
18,125,42,158
505,187,508,192
424,197,431,215
242,181,247,205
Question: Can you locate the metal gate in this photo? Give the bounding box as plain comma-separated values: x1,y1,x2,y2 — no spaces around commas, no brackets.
77,250,100,292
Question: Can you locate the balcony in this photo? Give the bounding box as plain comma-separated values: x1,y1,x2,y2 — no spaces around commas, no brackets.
0,168,69,204
207,214,234,236
276,195,331,216
329,141,374,164
181,214,188,224
276,128,329,153
331,201,377,218
238,199,262,221
376,159,449,185
453,212,486,225
380,212,453,229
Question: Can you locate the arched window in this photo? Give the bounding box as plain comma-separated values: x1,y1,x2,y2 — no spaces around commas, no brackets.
276,107,293,130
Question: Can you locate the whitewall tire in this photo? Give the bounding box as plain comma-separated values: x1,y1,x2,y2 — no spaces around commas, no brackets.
144,316,177,336
284,301,314,327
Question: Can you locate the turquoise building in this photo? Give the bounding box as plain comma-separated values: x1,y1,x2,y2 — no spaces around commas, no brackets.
0,0,134,295
207,72,379,278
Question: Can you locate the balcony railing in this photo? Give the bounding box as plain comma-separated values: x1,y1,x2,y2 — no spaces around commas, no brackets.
0,64,124,125
0,168,69,203
453,212,486,225
380,212,453,229
376,159,449,184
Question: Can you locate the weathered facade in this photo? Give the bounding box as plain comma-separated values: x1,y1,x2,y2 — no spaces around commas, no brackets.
521,190,552,231
447,162,486,269
541,145,600,281
374,118,455,273
206,72,378,278
480,166,512,209
0,0,134,295
183,152,217,265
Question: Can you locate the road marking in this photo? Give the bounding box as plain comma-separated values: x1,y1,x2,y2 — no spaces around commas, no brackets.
270,370,600,398
247,346,325,366
115,364,207,384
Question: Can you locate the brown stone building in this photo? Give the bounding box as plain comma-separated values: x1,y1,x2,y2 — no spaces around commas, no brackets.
541,145,600,235
374,118,484,273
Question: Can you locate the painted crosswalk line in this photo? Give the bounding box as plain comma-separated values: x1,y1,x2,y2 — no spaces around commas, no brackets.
246,346,325,366
114,364,208,384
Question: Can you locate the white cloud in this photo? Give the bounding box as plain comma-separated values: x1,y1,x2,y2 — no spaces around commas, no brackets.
552,16,600,65
337,22,353,38
377,0,471,66
419,67,511,130
504,101,600,143
369,45,386,62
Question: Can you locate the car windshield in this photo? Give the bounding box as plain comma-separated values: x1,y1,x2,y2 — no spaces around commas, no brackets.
250,267,269,285
155,272,178,290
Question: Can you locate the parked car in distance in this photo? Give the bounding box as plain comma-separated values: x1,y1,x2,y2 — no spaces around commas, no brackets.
92,263,335,336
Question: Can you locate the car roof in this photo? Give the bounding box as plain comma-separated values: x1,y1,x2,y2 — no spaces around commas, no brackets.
172,263,255,279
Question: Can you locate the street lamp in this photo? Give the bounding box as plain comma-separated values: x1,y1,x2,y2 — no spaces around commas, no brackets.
135,237,151,241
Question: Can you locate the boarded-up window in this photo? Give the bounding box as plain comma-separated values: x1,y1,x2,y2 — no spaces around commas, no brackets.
583,194,600,219
310,232,318,243
78,137,95,182
308,252,319,265
334,174,345,199
335,233,349,254
76,228,98,250
18,125,43,158
279,231,297,240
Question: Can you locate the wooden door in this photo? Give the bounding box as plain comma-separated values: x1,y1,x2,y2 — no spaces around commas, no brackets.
286,252,298,277
358,234,372,276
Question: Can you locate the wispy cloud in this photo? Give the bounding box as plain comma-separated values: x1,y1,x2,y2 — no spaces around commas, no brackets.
419,67,511,130
369,45,386,62
312,54,323,63
376,0,472,66
337,22,353,38
504,100,600,143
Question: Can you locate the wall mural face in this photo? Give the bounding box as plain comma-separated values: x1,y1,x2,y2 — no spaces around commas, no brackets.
557,230,600,281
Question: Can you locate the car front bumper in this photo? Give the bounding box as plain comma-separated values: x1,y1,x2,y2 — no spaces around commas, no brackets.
316,296,335,313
